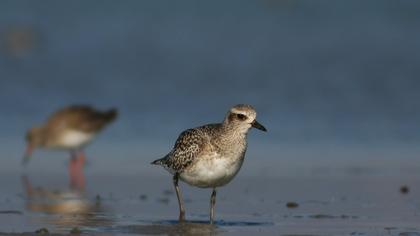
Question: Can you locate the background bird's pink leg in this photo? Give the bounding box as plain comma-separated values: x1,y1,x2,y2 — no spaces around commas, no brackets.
69,150,86,191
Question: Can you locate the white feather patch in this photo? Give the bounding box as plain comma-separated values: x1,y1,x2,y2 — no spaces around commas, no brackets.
180,153,244,188
57,130,95,149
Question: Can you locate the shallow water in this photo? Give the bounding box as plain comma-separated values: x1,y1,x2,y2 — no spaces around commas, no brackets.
0,154,420,235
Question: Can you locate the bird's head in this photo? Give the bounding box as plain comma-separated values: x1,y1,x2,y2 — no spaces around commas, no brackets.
224,104,267,134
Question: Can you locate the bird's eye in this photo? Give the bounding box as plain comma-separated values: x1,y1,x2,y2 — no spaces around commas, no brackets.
236,114,247,121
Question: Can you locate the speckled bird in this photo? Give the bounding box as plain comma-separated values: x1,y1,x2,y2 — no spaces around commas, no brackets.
23,105,118,168
152,104,267,224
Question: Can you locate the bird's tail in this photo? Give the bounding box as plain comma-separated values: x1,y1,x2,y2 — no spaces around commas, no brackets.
151,159,162,165
103,108,118,122
151,155,167,166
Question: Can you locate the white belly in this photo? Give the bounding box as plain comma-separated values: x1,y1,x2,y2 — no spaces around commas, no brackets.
180,153,245,188
55,130,95,149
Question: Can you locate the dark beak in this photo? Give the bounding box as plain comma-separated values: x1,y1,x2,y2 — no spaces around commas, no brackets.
251,120,267,132
22,145,33,166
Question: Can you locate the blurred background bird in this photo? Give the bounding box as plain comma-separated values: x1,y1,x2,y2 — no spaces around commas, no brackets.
23,105,118,174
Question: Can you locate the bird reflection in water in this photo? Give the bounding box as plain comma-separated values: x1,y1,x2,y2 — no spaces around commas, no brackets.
21,163,113,231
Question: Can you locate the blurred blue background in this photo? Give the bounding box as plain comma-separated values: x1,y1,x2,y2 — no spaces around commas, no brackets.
1,0,420,175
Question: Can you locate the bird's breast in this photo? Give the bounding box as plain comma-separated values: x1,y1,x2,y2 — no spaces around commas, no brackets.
180,149,246,188
48,130,95,149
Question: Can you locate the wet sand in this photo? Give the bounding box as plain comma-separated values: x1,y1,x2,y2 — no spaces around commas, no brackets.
0,160,420,236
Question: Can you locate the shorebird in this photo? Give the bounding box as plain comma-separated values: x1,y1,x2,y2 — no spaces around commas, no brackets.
23,105,118,169
152,104,266,224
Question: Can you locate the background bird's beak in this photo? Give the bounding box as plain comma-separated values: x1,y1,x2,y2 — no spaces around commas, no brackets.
251,120,267,132
22,145,33,166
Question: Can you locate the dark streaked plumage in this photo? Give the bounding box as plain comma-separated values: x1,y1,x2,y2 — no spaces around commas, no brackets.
152,104,266,224
152,124,221,172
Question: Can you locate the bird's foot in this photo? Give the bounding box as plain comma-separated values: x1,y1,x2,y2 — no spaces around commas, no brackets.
178,213,186,223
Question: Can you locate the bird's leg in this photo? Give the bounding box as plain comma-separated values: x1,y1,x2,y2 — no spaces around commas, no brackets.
210,188,217,224
173,173,186,222
77,150,86,167
69,150,86,191
70,150,86,168
69,150,78,177
70,150,78,160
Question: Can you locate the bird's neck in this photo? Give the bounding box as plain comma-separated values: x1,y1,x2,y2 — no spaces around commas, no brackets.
220,123,249,143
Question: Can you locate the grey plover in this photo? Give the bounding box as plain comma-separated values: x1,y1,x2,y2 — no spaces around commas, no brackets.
152,104,267,224
23,105,118,168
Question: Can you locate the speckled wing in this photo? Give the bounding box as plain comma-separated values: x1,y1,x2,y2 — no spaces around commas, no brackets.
156,128,205,173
